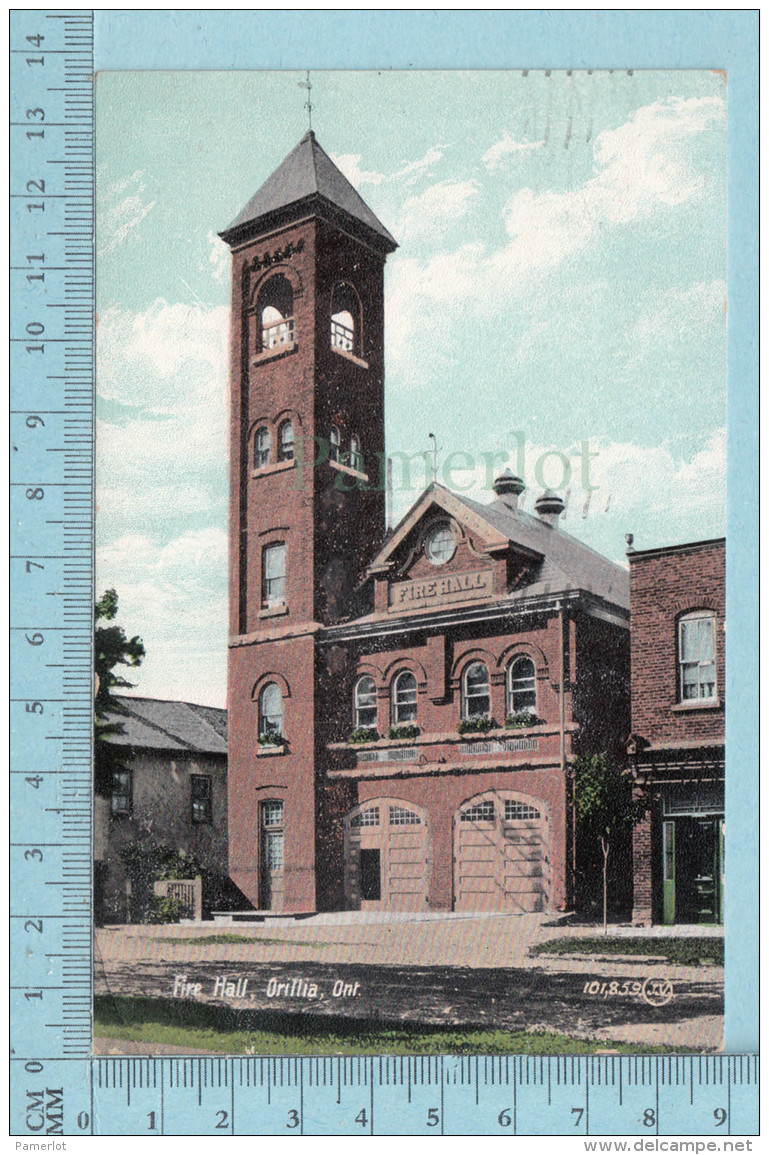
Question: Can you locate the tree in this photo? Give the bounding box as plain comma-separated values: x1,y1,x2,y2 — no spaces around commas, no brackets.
94,589,145,797
573,753,648,933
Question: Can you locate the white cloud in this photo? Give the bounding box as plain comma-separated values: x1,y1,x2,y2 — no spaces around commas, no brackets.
206,229,230,283
492,95,725,280
396,179,480,244
393,144,449,183
330,153,387,187
96,527,228,706
98,170,156,256
482,131,545,172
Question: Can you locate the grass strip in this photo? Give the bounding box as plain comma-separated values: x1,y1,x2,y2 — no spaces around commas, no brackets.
155,934,323,947
95,995,695,1056
531,937,723,967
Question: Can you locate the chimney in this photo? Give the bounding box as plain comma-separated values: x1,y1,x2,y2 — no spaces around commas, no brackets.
534,489,565,527
492,469,525,512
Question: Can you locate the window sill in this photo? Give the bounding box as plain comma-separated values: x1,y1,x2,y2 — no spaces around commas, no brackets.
257,744,286,757
252,460,296,479
330,346,368,370
252,342,297,366
258,603,289,620
328,458,369,483
670,698,722,713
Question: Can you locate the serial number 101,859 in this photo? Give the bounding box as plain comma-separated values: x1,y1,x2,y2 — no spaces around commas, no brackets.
583,980,643,998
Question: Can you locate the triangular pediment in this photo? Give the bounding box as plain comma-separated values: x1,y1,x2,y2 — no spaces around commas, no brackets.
368,484,541,576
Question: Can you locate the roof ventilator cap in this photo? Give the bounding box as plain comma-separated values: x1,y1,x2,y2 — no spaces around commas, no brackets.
534,489,565,526
492,469,526,511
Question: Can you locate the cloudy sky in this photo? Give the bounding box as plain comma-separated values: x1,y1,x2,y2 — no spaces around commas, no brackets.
96,70,726,707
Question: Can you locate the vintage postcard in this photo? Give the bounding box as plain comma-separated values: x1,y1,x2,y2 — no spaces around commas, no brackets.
90,65,733,1064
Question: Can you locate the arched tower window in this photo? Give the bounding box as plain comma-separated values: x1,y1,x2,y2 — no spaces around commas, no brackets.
277,420,294,462
254,426,271,469
259,682,284,739
349,434,363,472
353,676,377,729
508,656,537,715
331,282,362,356
392,671,418,724
256,274,295,353
462,661,490,720
329,426,341,463
262,542,287,607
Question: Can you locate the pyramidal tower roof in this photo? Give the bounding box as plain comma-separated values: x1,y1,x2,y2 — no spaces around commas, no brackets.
220,130,397,252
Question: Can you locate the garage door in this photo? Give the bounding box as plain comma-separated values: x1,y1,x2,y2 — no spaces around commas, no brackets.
345,800,430,911
454,791,549,913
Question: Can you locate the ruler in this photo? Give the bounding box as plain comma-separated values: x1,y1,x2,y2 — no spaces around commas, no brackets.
7,10,759,1139
8,1055,760,1135
9,7,94,1068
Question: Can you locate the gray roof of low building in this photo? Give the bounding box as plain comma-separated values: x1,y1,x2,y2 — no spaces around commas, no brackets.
220,131,397,251
104,696,228,755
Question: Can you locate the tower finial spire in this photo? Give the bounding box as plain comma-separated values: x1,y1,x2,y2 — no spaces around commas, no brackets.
298,70,313,132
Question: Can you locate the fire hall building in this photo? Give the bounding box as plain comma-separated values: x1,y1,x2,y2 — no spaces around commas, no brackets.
220,131,631,916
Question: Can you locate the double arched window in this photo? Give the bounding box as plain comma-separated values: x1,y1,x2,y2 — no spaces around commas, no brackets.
259,682,284,738
392,671,418,724
462,662,491,720
353,676,377,729
254,426,271,470
507,656,537,715
257,274,294,353
331,282,362,357
277,419,294,462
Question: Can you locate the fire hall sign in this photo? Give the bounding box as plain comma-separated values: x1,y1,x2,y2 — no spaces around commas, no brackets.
389,569,494,611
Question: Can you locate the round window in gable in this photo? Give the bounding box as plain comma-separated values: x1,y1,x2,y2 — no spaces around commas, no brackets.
425,524,456,566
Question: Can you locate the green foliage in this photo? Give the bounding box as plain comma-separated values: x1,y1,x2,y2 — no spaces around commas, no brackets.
94,996,693,1056
119,839,204,922
94,588,145,796
532,936,723,968
349,727,380,744
258,732,285,747
458,715,497,734
387,723,420,740
505,711,541,729
573,754,647,844
144,896,189,925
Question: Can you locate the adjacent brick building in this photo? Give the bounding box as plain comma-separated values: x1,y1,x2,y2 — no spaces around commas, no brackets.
627,538,725,925
220,131,631,916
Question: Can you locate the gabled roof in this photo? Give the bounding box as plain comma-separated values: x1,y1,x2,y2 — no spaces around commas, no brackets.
220,131,397,252
103,696,228,755
370,483,629,611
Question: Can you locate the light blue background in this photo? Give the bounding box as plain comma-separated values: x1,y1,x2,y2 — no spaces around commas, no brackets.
92,10,757,1055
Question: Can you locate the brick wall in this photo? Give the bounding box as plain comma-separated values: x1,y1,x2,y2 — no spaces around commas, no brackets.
629,540,725,746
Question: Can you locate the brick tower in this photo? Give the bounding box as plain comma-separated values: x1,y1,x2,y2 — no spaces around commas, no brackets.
219,132,397,911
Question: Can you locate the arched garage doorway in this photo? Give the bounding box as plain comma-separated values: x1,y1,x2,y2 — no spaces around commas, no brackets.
344,799,430,911
453,789,550,913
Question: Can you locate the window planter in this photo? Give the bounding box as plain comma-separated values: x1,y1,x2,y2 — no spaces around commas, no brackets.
349,727,380,744
387,723,421,741
458,716,497,735
505,711,542,729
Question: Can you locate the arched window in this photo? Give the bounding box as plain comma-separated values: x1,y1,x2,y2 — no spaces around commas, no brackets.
278,420,294,462
349,434,363,472
353,675,377,729
262,542,287,606
679,611,717,701
259,682,284,738
256,274,294,353
331,282,361,355
254,426,271,469
392,671,418,724
508,656,537,715
462,661,490,720
329,426,341,463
